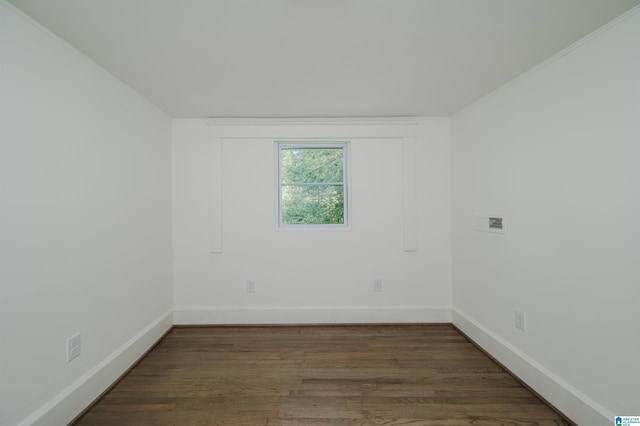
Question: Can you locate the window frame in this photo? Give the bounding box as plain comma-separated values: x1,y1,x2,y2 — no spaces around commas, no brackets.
276,141,350,230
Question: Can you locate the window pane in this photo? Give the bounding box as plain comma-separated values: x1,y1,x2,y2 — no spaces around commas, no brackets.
280,148,343,184
281,185,344,225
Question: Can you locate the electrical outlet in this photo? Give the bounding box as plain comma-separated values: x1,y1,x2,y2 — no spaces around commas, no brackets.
246,280,256,293
67,333,81,362
514,310,526,332
374,279,383,292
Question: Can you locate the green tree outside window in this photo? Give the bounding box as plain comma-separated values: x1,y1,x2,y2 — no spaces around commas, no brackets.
279,144,348,226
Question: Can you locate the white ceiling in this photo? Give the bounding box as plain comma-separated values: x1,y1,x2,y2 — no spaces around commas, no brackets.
8,0,640,118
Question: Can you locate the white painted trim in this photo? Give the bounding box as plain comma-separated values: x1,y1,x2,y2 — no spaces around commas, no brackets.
206,119,418,250
174,306,451,325
452,308,610,426
20,310,173,426
205,117,418,126
402,138,417,251
208,138,223,253
205,119,417,139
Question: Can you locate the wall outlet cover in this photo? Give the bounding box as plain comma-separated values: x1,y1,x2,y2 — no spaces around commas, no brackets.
514,310,526,332
67,333,81,362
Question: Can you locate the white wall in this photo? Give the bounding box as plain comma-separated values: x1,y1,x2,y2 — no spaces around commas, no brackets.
172,119,452,324
0,3,173,425
451,7,640,425
5,0,635,423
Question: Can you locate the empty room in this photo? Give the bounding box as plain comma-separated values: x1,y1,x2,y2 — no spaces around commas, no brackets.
1,1,639,425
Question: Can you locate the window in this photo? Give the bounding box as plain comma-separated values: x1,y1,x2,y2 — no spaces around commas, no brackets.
277,142,349,228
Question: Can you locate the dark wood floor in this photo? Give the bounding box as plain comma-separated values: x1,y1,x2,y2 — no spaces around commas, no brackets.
73,325,570,425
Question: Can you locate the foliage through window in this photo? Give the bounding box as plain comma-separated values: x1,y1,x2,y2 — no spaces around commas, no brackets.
278,143,349,227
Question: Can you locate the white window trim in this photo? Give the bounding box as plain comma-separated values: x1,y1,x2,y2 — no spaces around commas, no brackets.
276,141,350,230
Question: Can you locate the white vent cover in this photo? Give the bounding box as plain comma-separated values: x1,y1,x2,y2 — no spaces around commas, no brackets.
475,214,506,234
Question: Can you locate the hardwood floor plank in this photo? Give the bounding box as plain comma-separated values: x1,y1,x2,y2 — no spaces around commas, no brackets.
72,325,571,425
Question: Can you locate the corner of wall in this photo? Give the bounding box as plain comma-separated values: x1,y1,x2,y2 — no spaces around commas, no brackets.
452,309,611,426
21,310,173,426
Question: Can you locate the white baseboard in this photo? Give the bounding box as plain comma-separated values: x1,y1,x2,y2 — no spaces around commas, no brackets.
18,307,607,425
452,308,611,426
173,305,452,325
20,309,173,426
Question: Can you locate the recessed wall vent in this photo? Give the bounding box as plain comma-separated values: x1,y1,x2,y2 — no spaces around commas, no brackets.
475,214,506,234
489,217,503,230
